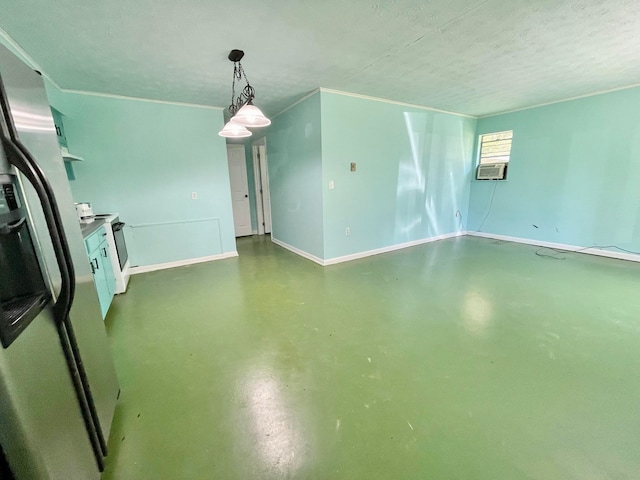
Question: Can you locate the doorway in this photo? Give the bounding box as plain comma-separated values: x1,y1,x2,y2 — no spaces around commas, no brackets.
252,138,272,235
226,144,252,237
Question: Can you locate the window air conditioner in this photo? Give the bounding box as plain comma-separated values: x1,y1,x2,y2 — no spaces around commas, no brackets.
476,163,506,180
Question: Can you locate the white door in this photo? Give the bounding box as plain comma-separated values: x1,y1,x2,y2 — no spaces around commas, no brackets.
252,140,273,235
227,145,252,237
258,145,272,233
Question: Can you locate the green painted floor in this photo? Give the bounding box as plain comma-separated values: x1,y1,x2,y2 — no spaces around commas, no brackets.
102,236,640,479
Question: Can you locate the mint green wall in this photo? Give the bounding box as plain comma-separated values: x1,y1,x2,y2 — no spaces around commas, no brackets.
468,87,640,253
267,93,324,258
320,92,476,260
45,87,237,267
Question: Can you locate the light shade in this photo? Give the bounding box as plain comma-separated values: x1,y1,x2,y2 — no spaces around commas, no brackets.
218,121,252,138
231,103,271,128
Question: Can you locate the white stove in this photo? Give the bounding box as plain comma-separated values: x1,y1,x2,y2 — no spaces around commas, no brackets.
95,214,130,294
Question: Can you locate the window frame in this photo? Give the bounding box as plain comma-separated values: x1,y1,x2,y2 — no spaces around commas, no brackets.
477,130,513,165
476,130,513,181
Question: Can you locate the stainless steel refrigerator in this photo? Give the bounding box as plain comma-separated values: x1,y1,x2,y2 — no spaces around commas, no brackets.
0,44,119,478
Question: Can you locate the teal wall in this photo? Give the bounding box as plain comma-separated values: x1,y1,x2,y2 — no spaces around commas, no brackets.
45,87,237,267
320,92,476,260
267,93,324,258
468,87,640,253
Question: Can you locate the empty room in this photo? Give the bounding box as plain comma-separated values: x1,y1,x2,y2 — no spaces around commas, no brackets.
0,1,639,479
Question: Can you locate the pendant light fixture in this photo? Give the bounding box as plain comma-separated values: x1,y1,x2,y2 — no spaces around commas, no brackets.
233,101,271,128
218,49,271,138
217,121,252,138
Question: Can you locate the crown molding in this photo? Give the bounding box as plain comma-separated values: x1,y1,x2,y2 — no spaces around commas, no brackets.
0,28,223,110
60,89,224,110
318,87,477,119
271,89,321,119
479,82,640,118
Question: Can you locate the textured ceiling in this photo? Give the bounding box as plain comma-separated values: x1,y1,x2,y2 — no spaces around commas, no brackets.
1,0,640,117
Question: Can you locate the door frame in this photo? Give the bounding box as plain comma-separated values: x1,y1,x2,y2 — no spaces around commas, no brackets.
226,144,253,237
252,137,272,235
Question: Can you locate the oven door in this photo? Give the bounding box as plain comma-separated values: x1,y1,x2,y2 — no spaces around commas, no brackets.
112,221,128,270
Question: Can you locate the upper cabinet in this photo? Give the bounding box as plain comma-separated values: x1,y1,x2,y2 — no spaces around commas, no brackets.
50,107,83,181
50,107,67,148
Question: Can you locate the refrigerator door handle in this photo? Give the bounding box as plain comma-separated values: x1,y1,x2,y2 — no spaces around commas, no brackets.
0,216,26,234
0,75,108,469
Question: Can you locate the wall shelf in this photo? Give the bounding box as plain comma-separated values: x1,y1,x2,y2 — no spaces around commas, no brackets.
60,146,84,162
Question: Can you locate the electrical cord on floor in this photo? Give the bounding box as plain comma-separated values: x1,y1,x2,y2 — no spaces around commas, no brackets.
477,181,499,232
455,210,464,231
535,244,640,260
535,248,567,260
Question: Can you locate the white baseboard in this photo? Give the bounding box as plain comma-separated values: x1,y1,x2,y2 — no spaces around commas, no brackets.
129,251,239,275
127,232,638,274
468,231,640,263
271,232,467,266
270,237,325,265
323,232,467,266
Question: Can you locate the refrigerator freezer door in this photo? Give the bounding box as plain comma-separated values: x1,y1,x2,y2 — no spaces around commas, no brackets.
0,44,119,478
0,307,101,479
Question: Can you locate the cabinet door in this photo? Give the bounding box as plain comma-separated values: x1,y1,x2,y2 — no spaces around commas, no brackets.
50,107,67,148
89,250,110,318
99,240,116,298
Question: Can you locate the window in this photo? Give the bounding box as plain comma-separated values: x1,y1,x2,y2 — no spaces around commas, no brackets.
478,130,513,165
476,130,512,180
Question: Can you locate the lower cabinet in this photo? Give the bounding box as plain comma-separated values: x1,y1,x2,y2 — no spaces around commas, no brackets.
85,225,116,319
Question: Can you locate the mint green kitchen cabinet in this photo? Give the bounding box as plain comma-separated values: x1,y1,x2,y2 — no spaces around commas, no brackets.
50,107,68,148
85,225,116,319
50,107,84,181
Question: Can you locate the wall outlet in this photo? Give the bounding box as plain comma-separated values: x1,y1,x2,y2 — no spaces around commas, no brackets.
345,227,350,236
350,162,356,172
329,180,335,190
191,192,198,200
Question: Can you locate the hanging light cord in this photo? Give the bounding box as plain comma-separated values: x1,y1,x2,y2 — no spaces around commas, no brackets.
229,62,255,115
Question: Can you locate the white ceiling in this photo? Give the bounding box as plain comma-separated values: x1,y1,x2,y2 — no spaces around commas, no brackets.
1,0,640,117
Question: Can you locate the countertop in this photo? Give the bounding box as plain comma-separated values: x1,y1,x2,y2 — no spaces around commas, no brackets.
79,213,118,238
80,219,106,238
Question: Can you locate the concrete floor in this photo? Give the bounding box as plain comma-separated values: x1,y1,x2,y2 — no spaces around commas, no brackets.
102,236,640,479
